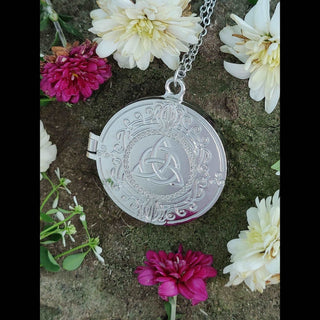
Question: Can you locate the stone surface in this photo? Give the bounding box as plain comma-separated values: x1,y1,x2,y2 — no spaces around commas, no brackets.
40,0,280,319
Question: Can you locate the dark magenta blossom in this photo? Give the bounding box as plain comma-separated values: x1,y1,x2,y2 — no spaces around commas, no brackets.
40,39,112,104
134,244,217,305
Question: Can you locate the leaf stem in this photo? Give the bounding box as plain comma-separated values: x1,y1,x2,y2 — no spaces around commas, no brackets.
40,211,76,239
40,172,61,212
54,243,91,259
43,0,67,47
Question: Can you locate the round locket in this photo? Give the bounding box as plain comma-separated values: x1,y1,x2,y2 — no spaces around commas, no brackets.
87,78,227,225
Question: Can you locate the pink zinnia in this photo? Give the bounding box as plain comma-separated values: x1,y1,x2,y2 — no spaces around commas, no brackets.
134,244,217,305
40,40,112,104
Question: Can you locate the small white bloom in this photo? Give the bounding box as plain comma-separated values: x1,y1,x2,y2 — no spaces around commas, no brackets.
93,245,105,264
55,211,65,221
54,168,72,194
223,190,280,293
69,196,84,214
88,0,202,70
219,0,280,113
40,120,57,179
55,211,77,247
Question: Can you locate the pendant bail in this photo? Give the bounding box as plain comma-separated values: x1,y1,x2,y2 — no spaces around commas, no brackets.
163,77,186,103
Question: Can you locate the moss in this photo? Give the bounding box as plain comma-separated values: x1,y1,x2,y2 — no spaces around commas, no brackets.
40,0,280,319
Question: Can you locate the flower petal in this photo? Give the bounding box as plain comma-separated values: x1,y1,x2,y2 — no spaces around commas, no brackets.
135,267,157,286
90,8,108,20
193,266,217,279
270,3,280,39
223,61,250,79
181,268,195,282
184,278,208,305
230,14,260,40
161,52,180,70
244,0,270,35
177,282,194,300
264,85,280,114
96,39,118,58
158,280,178,297
219,25,241,48
136,51,151,70
91,19,118,33
113,51,136,68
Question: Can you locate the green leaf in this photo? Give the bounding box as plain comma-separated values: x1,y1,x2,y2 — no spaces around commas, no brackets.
40,233,61,245
45,208,60,215
58,17,84,40
40,246,60,272
58,14,73,22
40,212,55,223
62,251,88,271
271,160,280,171
51,31,61,46
164,301,171,318
57,208,73,214
40,97,56,106
40,15,50,31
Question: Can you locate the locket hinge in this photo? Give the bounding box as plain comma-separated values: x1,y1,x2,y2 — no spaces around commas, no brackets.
86,132,99,160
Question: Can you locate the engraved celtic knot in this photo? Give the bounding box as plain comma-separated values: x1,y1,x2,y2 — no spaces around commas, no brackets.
132,136,184,187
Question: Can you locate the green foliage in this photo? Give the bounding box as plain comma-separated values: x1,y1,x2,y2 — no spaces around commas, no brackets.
40,89,56,106
40,1,84,47
62,252,88,271
163,297,183,320
40,170,104,271
40,246,60,272
271,160,280,172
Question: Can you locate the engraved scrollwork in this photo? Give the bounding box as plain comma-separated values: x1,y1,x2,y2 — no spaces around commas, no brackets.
97,98,226,224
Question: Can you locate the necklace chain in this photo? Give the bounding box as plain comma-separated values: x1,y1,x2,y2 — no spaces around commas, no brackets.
173,0,217,84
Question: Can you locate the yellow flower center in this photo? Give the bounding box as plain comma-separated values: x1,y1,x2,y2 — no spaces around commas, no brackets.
233,34,280,70
254,41,280,69
246,221,279,260
135,18,154,38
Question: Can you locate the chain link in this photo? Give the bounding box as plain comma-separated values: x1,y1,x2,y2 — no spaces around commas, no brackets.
173,0,217,85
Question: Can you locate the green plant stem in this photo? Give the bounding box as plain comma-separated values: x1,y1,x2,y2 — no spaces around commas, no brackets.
40,173,62,212
40,211,77,239
170,296,177,320
40,187,60,212
54,243,91,259
41,171,55,189
44,0,67,47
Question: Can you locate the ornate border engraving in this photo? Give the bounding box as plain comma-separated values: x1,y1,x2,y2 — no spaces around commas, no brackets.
97,98,226,224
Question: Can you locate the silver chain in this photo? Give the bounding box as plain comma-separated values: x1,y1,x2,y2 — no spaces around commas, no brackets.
173,0,217,85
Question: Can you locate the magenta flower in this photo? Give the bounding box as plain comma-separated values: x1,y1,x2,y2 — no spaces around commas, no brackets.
134,244,217,306
40,40,112,104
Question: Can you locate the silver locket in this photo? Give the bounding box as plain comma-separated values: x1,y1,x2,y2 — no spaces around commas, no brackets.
86,78,227,225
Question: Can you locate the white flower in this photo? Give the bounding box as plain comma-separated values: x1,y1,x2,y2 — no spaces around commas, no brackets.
40,120,57,179
54,168,72,194
93,244,105,264
219,0,280,113
88,0,202,70
223,190,280,293
55,211,77,247
69,196,83,212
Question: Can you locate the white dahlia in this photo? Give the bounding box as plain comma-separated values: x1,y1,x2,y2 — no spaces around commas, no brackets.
40,120,57,180
223,190,280,293
219,0,280,113
88,0,202,70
